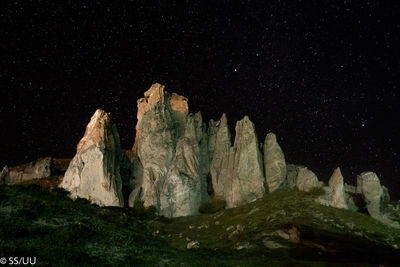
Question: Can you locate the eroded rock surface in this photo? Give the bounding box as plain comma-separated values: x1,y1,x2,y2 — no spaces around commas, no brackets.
317,167,348,209
0,166,9,184
209,115,265,208
296,167,319,192
263,133,287,193
131,83,188,155
357,172,399,228
129,84,207,217
59,109,124,207
8,157,52,185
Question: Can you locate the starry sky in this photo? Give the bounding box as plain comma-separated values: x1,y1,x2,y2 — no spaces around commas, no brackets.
2,1,400,198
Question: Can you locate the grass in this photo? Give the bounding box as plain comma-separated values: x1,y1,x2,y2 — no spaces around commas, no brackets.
1,184,400,265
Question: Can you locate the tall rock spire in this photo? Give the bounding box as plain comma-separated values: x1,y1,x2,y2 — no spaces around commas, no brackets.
59,109,124,207
263,133,287,193
209,115,265,208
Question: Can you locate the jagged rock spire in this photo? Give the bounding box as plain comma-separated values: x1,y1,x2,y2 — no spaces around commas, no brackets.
59,109,124,207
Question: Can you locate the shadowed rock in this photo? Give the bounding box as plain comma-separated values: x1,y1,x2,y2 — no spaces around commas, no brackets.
263,133,287,193
8,157,52,185
357,172,399,228
0,166,9,184
59,109,124,207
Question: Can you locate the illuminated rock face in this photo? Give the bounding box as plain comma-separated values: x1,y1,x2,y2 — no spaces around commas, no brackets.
209,115,265,208
59,109,124,207
131,83,188,155
129,85,207,217
328,167,348,209
296,167,319,192
7,157,52,185
317,167,348,209
263,133,287,193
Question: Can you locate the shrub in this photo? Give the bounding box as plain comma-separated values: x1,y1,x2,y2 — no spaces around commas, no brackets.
132,199,156,219
199,197,226,214
307,187,325,197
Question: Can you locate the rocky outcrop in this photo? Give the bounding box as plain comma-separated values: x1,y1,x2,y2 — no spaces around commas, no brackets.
263,133,287,193
296,167,319,192
317,167,348,209
285,164,303,189
8,157,52,185
129,85,207,217
328,167,348,209
0,166,9,184
131,83,188,155
209,115,265,208
356,172,399,228
160,113,208,217
59,109,124,207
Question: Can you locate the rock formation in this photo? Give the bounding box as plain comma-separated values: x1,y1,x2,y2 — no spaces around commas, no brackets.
285,164,303,189
7,157,52,185
356,172,399,228
209,115,265,208
328,167,348,209
129,84,207,217
263,133,287,193
0,166,9,184
160,113,208,217
59,109,124,207
131,83,188,155
296,167,319,192
317,167,348,209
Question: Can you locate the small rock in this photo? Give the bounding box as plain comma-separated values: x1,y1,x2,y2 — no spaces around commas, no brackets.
189,225,195,229
288,227,300,243
236,224,245,231
186,237,191,241
187,241,200,249
226,225,235,232
276,230,290,240
235,242,252,250
215,221,220,225
228,230,240,239
197,224,209,229
263,238,287,249
247,207,259,215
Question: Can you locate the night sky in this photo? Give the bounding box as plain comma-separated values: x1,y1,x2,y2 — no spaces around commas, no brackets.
2,1,400,198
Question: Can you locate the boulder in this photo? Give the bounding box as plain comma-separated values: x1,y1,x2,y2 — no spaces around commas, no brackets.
357,172,399,228
8,157,53,185
296,167,319,192
59,109,124,207
209,115,265,208
0,166,9,184
263,133,287,192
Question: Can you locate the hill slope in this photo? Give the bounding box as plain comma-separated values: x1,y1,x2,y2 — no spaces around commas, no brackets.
1,185,400,266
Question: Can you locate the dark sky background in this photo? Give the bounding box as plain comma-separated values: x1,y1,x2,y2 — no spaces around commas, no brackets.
1,1,400,198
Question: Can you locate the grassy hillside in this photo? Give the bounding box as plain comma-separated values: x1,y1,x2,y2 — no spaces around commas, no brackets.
1,184,400,266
